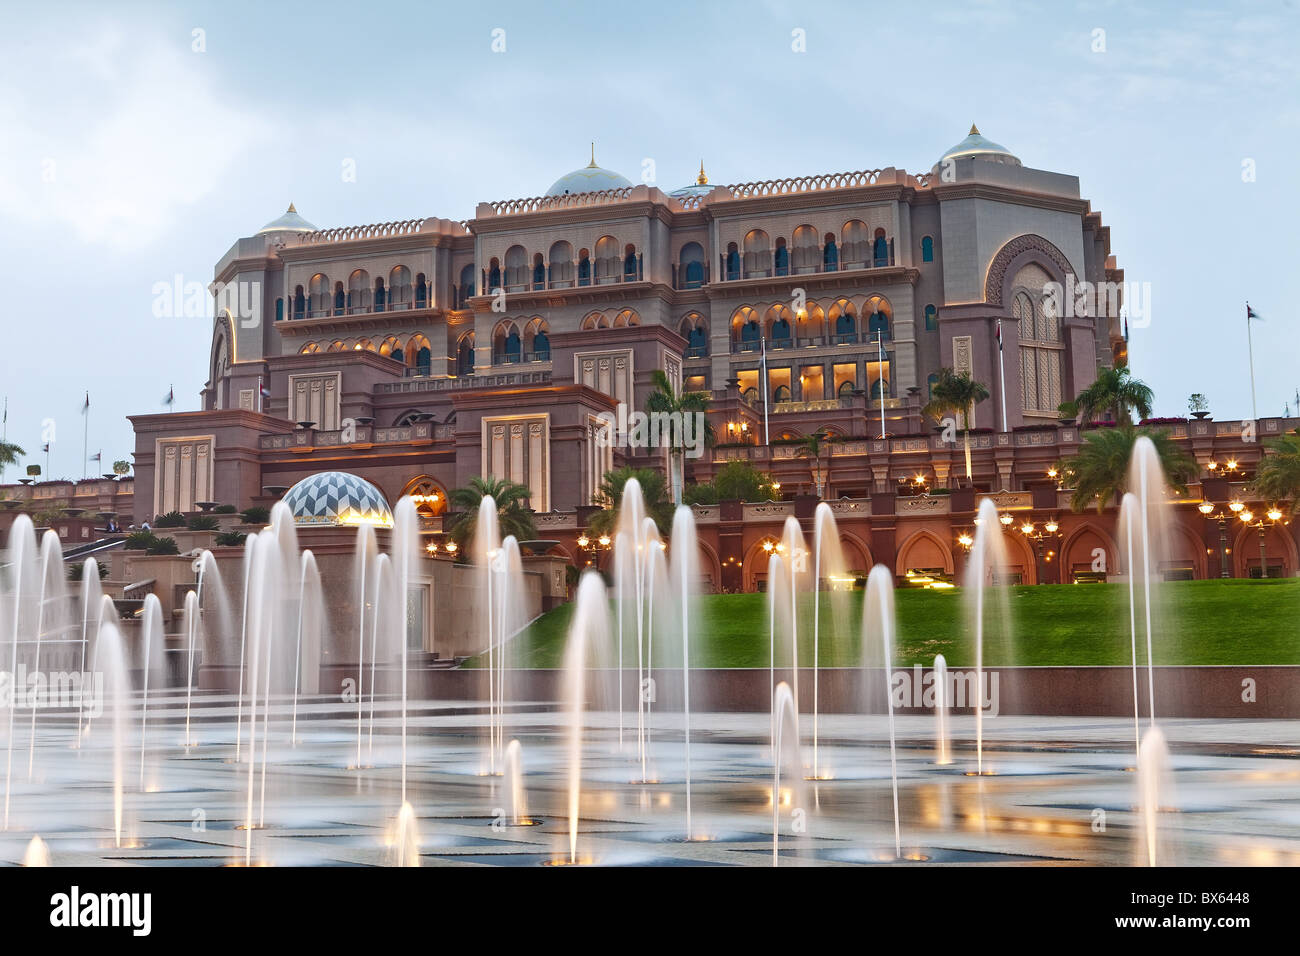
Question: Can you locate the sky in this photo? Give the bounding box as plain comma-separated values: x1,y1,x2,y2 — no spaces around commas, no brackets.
1,0,1297,481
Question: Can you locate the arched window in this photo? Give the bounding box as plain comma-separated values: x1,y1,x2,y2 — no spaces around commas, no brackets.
333,282,345,316
577,249,591,286
680,313,708,357
766,305,793,347
742,387,759,406
927,372,940,400
828,300,855,344
309,274,330,316
374,277,387,312
774,238,789,276
873,228,890,267
549,241,573,288
487,258,501,292
1014,276,1064,415
743,229,770,278
823,234,838,271
792,225,819,274
456,333,475,376
389,266,412,309
494,321,522,364
293,285,305,319
275,297,284,322
348,270,370,313
525,318,550,361
924,304,938,331
725,243,740,281
594,237,620,284
532,253,546,290
504,245,528,292
838,380,855,399
404,334,431,375
870,375,889,399
866,296,892,342
458,264,475,307
612,309,639,328
773,384,791,403
623,244,638,281
679,242,705,289
299,342,319,354
379,336,402,359
841,220,869,268
415,273,428,308
732,307,761,352
921,236,934,263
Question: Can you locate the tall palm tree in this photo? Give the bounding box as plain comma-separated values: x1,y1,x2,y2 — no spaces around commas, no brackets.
447,475,536,551
0,441,24,473
588,466,674,538
1251,430,1300,509
1062,425,1198,512
1074,366,1155,424
644,369,713,505
796,428,831,498
922,368,990,481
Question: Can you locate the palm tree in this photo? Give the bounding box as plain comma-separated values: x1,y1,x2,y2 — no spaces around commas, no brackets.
588,466,674,538
0,441,25,473
796,429,831,497
644,369,713,505
922,368,990,481
1251,430,1300,509
447,475,536,551
1074,366,1155,424
1062,425,1198,512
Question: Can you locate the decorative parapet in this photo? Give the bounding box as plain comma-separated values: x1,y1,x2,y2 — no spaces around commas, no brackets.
290,217,466,245
534,511,578,530
377,371,550,394
977,491,1033,511
258,421,450,451
896,494,951,515
481,187,637,216
743,501,795,520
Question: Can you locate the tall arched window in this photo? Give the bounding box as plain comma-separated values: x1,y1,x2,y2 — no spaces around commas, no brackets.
309,274,330,316
1014,278,1064,415
830,300,856,344
456,333,475,376
743,229,770,278
348,270,370,313
415,272,428,308
773,384,791,403
921,236,934,262
766,305,793,347
872,228,890,267
838,380,855,399
841,220,869,268
577,249,591,286
866,296,892,341
374,277,387,312
532,253,546,290
822,234,838,271
333,281,345,316
594,237,620,284
504,245,528,292
774,238,789,276
407,333,432,376
457,264,474,307
293,285,306,319
927,372,940,400
679,242,705,289
792,225,819,274
725,243,740,281
924,304,938,331
623,244,638,281
487,258,501,291
275,297,284,322
494,321,522,364
388,266,412,309
525,318,550,360
549,241,573,288
732,306,761,352
679,313,708,357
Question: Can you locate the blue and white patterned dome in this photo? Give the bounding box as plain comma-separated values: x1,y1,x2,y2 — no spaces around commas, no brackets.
282,471,393,528
546,146,633,196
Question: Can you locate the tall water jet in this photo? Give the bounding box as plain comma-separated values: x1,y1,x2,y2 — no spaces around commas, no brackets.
76,556,104,745
234,533,257,761
390,496,420,802
504,738,528,825
385,801,420,867
669,505,699,839
3,514,35,830
766,552,789,745
558,573,613,865
474,494,504,775
182,590,200,747
778,517,808,720
365,553,392,764
863,565,901,858
21,835,49,866
964,498,1011,775
809,502,847,781
352,523,378,772
136,594,165,791
25,528,68,781
934,654,951,766
770,681,803,866
638,518,666,784
92,619,131,848
1136,725,1171,866
290,550,322,748
612,477,648,756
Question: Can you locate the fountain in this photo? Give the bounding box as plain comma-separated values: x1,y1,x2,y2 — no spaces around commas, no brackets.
504,738,528,825
809,502,847,781
770,681,803,866
21,835,48,866
964,498,1012,775
385,801,420,867
933,654,951,766
863,565,902,858
135,593,164,791
1136,725,1172,865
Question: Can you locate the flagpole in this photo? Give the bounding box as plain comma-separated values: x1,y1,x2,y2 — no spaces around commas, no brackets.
877,329,886,439
1,396,6,482
1245,302,1258,422
82,393,89,480
997,319,1007,432
759,337,769,447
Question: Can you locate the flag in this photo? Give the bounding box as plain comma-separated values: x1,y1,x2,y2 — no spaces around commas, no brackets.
996,318,1002,352
1123,315,1129,342
1247,303,1261,321
89,451,101,463
162,385,174,407
259,377,271,400
42,443,49,453
81,392,90,414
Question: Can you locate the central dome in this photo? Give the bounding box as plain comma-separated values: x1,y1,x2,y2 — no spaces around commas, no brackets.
546,146,633,196
257,202,317,235
936,124,1021,167
282,471,393,528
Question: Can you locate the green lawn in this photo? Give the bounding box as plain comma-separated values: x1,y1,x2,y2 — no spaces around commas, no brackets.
493,578,1300,668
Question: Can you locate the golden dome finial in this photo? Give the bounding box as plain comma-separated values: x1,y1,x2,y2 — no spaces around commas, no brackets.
697,160,708,185
287,202,297,213
969,123,980,136
588,142,597,168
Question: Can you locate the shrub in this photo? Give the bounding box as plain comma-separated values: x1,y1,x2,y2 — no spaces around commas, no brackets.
186,514,220,531
214,530,247,547
212,504,238,514
155,511,186,528
145,536,180,556
241,506,270,525
67,561,109,581
123,530,157,551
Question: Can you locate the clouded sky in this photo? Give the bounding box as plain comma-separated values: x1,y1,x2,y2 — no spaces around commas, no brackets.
1,0,1296,480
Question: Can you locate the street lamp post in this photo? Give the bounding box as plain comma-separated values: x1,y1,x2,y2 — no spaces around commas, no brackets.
1019,518,1063,585
1237,506,1285,579
1198,500,1242,578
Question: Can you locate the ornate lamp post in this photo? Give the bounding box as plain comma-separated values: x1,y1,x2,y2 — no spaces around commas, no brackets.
1237,505,1285,579
1198,500,1242,578
575,530,612,570
1019,518,1063,585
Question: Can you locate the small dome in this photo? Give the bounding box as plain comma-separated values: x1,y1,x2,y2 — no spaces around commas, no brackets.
257,203,317,235
936,124,1021,167
282,471,393,528
546,146,633,196
670,160,715,200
